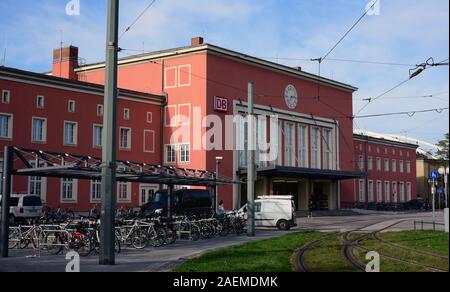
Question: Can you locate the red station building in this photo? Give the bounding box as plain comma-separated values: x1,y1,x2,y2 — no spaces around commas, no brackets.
0,37,418,212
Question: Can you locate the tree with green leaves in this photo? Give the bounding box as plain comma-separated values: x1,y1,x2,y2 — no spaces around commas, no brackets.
436,133,449,160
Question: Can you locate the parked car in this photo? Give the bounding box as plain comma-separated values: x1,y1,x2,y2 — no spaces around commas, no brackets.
238,196,297,231
141,189,213,218
0,194,43,224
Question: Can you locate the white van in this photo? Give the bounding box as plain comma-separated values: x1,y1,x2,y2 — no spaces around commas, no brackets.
239,196,297,230
0,194,43,224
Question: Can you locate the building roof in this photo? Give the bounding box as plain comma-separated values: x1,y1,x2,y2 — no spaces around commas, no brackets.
0,66,166,104
353,129,419,149
74,43,358,93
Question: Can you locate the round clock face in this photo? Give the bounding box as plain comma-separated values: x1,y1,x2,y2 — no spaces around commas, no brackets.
284,84,298,109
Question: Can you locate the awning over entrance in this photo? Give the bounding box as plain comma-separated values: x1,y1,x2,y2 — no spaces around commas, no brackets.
240,166,366,181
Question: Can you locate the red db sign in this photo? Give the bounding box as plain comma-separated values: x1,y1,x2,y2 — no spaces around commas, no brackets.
214,96,228,112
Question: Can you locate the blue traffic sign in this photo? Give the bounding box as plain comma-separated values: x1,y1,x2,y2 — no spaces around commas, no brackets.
430,171,439,180
438,188,444,194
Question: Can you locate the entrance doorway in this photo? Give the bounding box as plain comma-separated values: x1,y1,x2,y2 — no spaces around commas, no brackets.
312,182,331,210
139,184,159,206
273,181,299,208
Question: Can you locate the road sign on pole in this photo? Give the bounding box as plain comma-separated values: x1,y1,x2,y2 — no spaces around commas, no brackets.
430,171,439,180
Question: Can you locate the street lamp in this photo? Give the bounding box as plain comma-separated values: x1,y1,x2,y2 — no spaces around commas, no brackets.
215,156,223,213
438,166,449,208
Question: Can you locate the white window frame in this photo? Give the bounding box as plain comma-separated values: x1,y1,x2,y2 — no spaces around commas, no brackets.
63,121,78,146
119,127,132,150
406,182,412,202
164,105,177,127
36,95,45,109
117,182,131,203
359,179,366,202
68,100,76,113
123,108,130,120
367,156,373,171
385,181,390,203
298,124,309,168
165,144,177,164
143,130,155,153
2,90,10,104
93,124,103,149
384,158,390,172
368,180,374,203
399,182,405,202
147,112,153,123
179,143,191,164
60,177,78,203
392,181,398,202
177,64,192,87
376,157,382,171
28,159,47,200
406,161,411,174
284,122,295,167
377,180,383,202
31,117,47,143
399,160,404,173
97,105,104,117
91,180,102,203
358,155,365,171
0,113,13,140
311,126,321,169
322,128,333,170
164,66,178,89
392,159,397,173
177,104,191,126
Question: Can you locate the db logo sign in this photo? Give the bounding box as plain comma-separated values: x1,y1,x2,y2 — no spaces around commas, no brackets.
214,96,228,113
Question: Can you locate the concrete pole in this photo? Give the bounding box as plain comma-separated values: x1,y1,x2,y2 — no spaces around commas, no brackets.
247,82,256,237
99,0,119,266
432,181,436,224
215,161,219,214
0,146,13,258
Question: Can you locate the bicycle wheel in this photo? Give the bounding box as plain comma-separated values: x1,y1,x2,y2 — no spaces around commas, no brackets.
131,229,149,249
190,226,200,241
8,228,20,249
44,232,64,255
76,237,92,257
148,228,165,247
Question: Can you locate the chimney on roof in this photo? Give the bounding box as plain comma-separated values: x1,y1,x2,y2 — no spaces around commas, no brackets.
191,37,204,46
52,45,79,80
293,66,302,71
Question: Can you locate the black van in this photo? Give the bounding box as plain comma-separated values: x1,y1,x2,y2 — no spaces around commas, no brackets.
141,189,213,218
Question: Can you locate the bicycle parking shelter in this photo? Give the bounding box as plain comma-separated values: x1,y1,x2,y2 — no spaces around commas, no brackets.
0,146,242,258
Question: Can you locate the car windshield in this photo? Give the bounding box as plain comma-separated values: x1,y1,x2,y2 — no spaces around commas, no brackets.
151,191,167,205
23,196,42,207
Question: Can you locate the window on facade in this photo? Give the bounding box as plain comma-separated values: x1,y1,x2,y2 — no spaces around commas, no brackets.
392,182,398,202
238,116,248,168
29,160,44,197
119,128,131,149
392,159,397,173
399,160,404,173
384,158,390,172
358,155,365,171
165,145,176,164
406,161,411,174
406,182,412,201
298,125,308,168
322,128,333,170
377,181,383,202
68,100,76,113
64,122,77,145
93,125,103,148
0,114,12,139
311,127,321,169
118,182,131,202
97,105,104,117
124,108,130,120
284,123,295,167
61,178,76,201
32,118,46,142
2,90,10,104
147,112,153,123
399,182,405,202
376,157,382,171
36,96,44,109
368,180,374,202
367,156,373,171
359,180,365,202
385,181,390,203
179,144,190,163
91,180,101,202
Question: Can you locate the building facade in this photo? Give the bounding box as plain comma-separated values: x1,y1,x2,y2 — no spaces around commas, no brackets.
0,37,419,212
341,132,418,208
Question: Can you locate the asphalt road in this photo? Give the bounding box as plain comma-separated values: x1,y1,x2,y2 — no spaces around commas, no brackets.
0,210,446,272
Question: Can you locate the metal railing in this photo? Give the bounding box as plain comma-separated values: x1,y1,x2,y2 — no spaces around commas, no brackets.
413,221,445,232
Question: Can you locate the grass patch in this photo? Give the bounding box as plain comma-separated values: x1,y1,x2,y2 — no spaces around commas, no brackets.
303,234,358,272
172,232,323,272
357,231,449,272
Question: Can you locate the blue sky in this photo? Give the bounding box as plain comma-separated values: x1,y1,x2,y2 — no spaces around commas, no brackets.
0,0,448,150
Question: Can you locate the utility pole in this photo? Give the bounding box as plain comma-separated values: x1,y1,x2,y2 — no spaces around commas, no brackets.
247,82,256,237
100,0,119,266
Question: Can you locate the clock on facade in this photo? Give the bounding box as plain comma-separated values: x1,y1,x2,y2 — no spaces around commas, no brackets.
284,84,298,109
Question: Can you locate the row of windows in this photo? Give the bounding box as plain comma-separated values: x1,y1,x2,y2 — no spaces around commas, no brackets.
357,143,411,158
358,155,411,174
0,114,154,151
165,144,190,164
359,179,412,203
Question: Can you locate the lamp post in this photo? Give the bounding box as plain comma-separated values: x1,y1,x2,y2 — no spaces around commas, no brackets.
215,156,223,213
438,165,449,209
